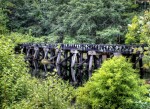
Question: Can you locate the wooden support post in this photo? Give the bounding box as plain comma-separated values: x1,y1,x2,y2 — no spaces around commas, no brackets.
33,47,39,60
64,51,68,66
85,53,89,80
77,52,83,84
71,52,77,68
88,51,96,78
48,50,54,71
94,55,98,69
53,49,57,62
43,47,49,59
32,60,39,77
107,54,110,58
131,54,136,69
50,49,55,63
39,48,45,61
21,47,26,54
102,55,107,62
79,52,83,69
31,48,34,57
43,64,47,78
97,55,102,68
26,48,31,58
70,50,78,83
71,53,76,82
56,51,62,76
139,57,144,79
88,55,93,77
69,51,72,81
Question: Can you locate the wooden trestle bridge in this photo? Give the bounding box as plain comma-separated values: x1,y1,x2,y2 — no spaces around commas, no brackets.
17,43,147,84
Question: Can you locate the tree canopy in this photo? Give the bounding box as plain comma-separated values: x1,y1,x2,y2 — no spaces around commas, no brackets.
0,0,143,43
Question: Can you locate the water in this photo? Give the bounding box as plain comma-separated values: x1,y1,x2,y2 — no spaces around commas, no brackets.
28,59,150,85
28,60,90,85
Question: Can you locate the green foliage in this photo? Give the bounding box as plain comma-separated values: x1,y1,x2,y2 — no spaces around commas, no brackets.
0,34,28,108
125,11,150,44
0,8,8,34
55,0,135,43
76,35,95,44
63,35,78,44
125,16,140,44
96,27,123,44
3,32,59,44
0,34,74,109
7,76,74,109
33,35,59,43
1,0,142,43
125,11,150,69
76,56,149,109
7,32,34,44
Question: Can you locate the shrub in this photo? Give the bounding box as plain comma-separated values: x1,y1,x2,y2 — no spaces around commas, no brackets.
76,56,149,109
0,34,28,108
8,76,74,109
125,11,150,70
0,34,74,109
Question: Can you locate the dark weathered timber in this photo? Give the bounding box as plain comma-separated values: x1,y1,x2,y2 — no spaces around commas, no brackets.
19,43,146,54
131,54,137,69
17,43,147,84
139,55,144,78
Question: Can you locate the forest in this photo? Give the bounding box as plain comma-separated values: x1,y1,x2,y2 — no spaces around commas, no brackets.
0,0,150,109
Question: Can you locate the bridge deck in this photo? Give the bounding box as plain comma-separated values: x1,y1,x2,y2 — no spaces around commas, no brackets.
19,43,146,54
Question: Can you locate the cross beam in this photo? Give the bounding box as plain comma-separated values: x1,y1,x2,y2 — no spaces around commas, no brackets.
16,43,147,85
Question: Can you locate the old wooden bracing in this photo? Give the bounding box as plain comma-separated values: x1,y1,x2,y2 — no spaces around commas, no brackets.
17,43,146,84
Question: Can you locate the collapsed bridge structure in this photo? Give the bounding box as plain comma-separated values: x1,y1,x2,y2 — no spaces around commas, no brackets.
17,43,147,84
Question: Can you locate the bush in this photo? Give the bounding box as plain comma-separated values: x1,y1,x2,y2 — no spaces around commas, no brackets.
0,34,28,108
125,11,150,70
8,76,74,109
76,56,149,109
0,34,74,109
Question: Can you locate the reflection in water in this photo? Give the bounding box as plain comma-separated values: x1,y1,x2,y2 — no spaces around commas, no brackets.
29,60,55,78
28,59,150,85
28,59,90,85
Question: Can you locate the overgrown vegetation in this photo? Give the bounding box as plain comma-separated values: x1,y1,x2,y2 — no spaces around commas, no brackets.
0,34,74,109
0,0,150,109
0,8,8,34
125,11,150,70
76,57,150,109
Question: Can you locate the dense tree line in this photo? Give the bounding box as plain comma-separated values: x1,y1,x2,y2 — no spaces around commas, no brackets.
0,0,147,43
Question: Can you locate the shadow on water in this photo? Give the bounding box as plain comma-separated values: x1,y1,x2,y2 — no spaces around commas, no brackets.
28,60,56,79
27,60,90,86
28,59,150,86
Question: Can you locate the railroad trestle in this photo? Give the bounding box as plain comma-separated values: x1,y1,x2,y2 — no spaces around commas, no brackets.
16,43,147,84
